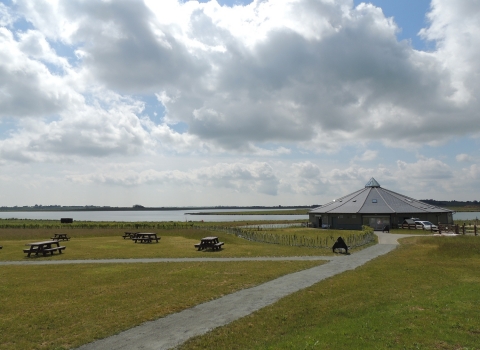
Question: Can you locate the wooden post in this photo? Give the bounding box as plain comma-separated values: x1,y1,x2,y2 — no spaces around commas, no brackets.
462,223,466,235
475,224,477,236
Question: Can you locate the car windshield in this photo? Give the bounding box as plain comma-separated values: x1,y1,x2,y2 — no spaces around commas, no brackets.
424,221,433,225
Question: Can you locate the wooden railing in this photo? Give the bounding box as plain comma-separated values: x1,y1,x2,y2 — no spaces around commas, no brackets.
400,223,478,235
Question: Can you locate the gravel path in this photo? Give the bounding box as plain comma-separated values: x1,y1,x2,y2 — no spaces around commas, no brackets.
0,256,336,266
75,238,398,350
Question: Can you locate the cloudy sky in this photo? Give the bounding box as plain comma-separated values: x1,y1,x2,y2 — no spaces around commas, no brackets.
1,0,479,207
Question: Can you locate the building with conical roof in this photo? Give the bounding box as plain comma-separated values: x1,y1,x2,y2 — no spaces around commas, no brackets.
309,178,454,230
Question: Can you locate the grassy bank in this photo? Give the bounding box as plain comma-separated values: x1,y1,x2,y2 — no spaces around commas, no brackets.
188,209,310,215
180,236,480,350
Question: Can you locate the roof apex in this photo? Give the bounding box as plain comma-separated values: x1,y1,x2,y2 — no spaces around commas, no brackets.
365,177,380,188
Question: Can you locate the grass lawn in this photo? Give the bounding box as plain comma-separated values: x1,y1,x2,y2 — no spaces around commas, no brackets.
1,225,339,350
0,261,324,350
0,227,374,261
179,235,480,350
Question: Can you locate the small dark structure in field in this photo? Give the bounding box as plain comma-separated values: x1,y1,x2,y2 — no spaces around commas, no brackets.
309,178,453,230
60,218,73,224
332,237,348,254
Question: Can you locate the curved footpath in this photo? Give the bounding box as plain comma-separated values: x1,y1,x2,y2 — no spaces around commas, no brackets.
74,232,405,350
1,232,410,349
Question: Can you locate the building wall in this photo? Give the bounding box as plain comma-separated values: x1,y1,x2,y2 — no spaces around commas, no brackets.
310,211,454,229
309,213,363,230
394,213,453,226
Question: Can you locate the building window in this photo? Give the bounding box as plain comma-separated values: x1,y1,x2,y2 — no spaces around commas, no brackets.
372,199,377,203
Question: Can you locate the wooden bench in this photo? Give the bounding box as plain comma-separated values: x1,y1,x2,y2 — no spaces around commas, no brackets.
133,236,160,243
122,232,139,239
43,246,66,255
51,236,70,241
23,246,65,256
23,248,38,254
212,242,224,250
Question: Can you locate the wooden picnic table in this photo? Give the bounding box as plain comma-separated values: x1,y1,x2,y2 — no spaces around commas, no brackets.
132,233,160,243
194,236,224,251
51,233,70,241
23,240,66,257
122,232,140,239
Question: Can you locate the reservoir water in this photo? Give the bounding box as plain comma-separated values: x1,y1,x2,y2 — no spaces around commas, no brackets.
0,210,478,222
0,209,308,222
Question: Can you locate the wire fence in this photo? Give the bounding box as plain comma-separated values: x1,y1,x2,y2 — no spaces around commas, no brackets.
193,225,375,249
0,220,377,248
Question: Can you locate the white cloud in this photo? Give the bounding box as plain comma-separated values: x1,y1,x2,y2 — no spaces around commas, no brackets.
0,95,153,162
0,27,82,118
353,150,378,162
456,153,474,162
0,2,15,27
5,0,480,152
396,158,453,180
69,161,280,196
2,0,480,206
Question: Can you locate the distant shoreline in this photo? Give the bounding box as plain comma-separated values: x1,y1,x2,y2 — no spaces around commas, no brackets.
0,206,315,213
0,206,476,213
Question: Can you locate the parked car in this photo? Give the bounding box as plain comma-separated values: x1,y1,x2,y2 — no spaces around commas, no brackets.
414,220,438,231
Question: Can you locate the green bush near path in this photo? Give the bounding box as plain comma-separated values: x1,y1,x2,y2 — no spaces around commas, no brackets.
179,236,480,350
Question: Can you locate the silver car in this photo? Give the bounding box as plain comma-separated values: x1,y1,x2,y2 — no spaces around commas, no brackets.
415,220,438,231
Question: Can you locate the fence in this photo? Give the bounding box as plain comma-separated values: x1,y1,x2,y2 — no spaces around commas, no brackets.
438,224,478,235
400,223,478,235
193,225,375,249
0,220,377,248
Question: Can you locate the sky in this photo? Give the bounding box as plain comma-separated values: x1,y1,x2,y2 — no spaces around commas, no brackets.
1,0,480,208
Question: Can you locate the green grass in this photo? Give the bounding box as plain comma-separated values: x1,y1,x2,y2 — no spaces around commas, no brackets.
0,226,375,261
258,227,357,237
179,236,480,350
0,261,324,350
0,220,336,350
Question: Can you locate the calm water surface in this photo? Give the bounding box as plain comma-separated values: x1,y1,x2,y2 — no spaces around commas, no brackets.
0,209,308,222
0,210,477,222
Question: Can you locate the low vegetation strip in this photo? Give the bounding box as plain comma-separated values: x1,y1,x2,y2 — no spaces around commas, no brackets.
195,225,375,249
0,220,197,230
188,209,310,215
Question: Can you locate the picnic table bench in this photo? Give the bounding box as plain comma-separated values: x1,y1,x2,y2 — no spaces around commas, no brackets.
23,241,66,257
195,237,224,251
132,233,160,243
51,233,70,241
122,232,140,239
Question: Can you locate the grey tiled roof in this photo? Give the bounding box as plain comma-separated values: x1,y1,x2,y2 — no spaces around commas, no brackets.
310,178,452,215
